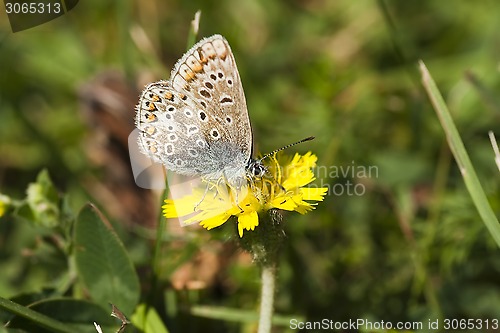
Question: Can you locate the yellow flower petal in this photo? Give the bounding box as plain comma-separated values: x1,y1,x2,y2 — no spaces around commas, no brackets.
237,211,259,237
281,153,318,189
294,201,316,214
162,195,199,218
268,194,299,211
200,211,233,230
300,187,328,201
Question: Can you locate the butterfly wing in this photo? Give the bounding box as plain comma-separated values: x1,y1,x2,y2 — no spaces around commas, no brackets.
171,35,253,163
136,80,206,175
135,35,253,180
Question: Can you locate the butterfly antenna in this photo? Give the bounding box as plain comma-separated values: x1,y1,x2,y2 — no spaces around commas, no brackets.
258,136,315,162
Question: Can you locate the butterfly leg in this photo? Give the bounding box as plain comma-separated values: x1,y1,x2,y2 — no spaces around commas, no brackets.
232,185,245,213
193,180,213,211
264,169,286,193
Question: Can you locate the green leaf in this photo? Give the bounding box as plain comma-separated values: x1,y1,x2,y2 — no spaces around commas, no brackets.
74,204,140,315
419,60,500,247
131,303,170,333
7,298,116,333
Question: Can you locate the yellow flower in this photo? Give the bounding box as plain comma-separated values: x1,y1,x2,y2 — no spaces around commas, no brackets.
0,194,11,218
163,152,328,237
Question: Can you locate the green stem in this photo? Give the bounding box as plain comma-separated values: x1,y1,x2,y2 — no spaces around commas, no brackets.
238,209,284,332
257,263,276,333
147,175,169,307
152,188,168,276
0,297,75,333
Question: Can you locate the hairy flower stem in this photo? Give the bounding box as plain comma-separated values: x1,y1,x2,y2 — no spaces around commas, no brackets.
238,209,284,333
258,263,276,333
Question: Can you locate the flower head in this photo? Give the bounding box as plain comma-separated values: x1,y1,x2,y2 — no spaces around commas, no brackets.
163,152,328,237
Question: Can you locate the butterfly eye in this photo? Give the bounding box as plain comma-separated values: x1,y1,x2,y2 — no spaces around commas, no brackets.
227,78,233,86
167,106,176,112
210,73,217,81
225,116,232,124
204,82,214,89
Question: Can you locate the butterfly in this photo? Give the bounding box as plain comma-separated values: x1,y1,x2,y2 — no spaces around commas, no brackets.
135,35,313,193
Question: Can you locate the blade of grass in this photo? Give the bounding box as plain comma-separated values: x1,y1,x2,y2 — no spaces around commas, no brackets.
488,131,500,172
0,297,77,333
419,60,500,248
190,305,302,326
186,10,201,50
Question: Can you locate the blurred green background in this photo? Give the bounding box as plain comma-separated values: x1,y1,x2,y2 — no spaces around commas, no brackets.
1,0,500,332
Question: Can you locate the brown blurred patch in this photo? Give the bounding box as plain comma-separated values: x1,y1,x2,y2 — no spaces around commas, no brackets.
78,70,156,227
